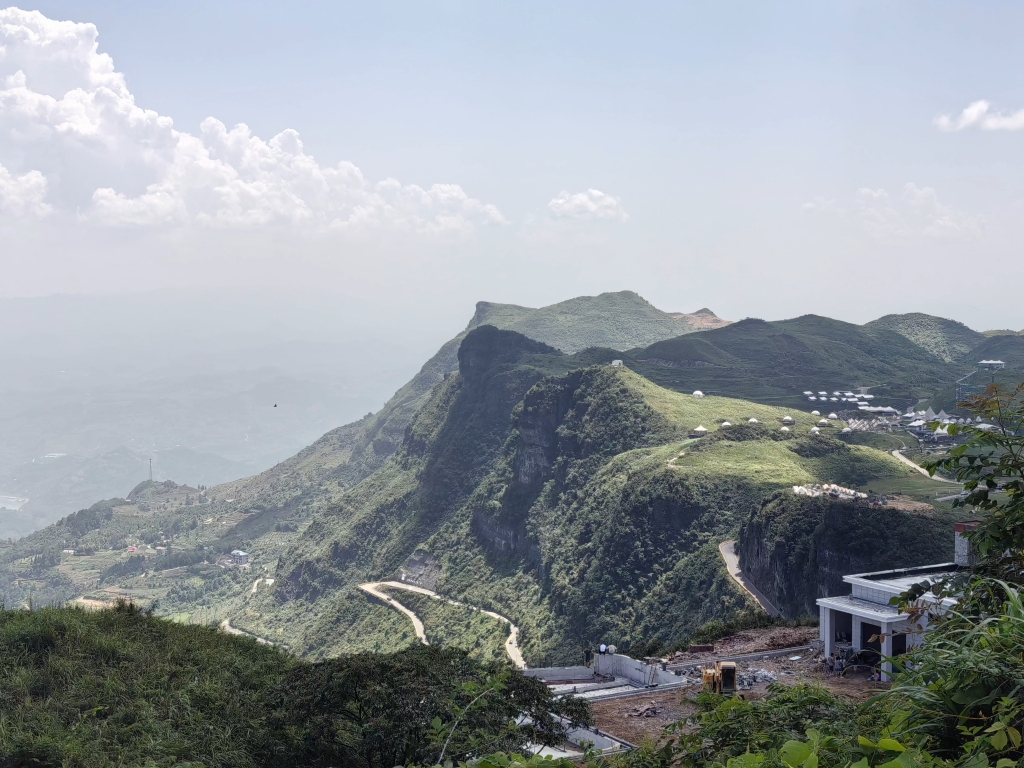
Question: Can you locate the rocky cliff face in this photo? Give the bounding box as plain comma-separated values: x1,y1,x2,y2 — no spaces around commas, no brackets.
738,493,957,617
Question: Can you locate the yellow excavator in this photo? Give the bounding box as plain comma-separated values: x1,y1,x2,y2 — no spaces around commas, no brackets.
702,661,737,695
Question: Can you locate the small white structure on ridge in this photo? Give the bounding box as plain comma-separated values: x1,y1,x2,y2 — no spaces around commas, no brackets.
692,390,705,398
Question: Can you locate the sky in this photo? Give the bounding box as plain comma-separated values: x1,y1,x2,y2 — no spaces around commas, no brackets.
1,1,1023,332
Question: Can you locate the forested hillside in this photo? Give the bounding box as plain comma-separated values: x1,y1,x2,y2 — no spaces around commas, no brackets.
737,492,963,617
864,312,985,363
1,297,991,665
628,315,961,406
0,602,586,767
235,327,920,663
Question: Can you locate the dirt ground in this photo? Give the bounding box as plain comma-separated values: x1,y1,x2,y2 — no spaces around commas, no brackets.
594,635,887,745
665,625,819,664
591,689,696,746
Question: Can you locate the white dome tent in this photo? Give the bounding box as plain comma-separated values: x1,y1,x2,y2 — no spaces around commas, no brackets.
692,390,705,398
781,426,791,432
782,415,795,424
811,426,821,434
721,421,732,427
828,412,838,419
818,419,829,426
811,410,821,416
748,418,759,423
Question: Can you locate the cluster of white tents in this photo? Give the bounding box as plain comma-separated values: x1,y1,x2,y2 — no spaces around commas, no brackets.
803,389,875,406
689,413,837,437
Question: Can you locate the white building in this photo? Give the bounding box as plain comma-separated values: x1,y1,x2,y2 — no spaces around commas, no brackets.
610,359,624,367
817,522,976,680
978,360,1005,370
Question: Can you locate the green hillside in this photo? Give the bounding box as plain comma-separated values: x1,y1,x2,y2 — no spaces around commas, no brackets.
470,290,728,354
864,312,984,363
628,315,961,407
0,299,980,666
235,331,917,662
968,334,1024,370
0,602,585,767
196,290,725,537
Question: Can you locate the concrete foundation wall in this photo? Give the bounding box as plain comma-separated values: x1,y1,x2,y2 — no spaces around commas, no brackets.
522,665,593,680
594,654,682,686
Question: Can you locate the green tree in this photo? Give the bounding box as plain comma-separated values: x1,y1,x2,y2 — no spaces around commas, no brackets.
927,383,1024,574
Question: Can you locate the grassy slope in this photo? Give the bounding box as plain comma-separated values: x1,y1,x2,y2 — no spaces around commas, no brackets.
864,312,984,363
628,315,960,408
472,290,724,354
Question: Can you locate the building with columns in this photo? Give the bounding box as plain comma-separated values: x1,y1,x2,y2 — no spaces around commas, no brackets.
816,522,978,681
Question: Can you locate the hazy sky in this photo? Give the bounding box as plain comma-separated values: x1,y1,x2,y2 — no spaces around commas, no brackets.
1,2,1023,331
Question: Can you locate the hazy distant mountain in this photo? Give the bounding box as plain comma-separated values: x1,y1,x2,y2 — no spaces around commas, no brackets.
0,292,439,538
469,291,729,354
863,312,984,363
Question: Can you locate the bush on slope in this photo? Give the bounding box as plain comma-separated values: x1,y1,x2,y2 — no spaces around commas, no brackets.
0,603,588,768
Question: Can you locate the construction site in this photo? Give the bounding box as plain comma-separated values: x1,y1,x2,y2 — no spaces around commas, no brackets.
523,624,883,755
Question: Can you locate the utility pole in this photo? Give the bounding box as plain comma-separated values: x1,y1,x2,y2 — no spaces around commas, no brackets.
149,458,153,482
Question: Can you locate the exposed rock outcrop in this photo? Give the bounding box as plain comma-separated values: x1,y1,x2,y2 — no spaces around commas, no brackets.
738,492,955,618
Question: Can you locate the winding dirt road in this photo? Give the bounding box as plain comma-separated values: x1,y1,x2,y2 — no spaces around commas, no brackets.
891,450,961,484
219,619,275,645
718,540,782,618
358,580,526,668
357,582,428,644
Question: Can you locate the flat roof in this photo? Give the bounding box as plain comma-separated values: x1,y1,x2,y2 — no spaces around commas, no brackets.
817,595,909,622
845,562,959,591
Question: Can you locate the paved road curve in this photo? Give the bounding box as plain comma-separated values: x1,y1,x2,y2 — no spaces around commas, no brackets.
358,582,428,644
718,540,783,618
358,580,526,668
890,449,961,484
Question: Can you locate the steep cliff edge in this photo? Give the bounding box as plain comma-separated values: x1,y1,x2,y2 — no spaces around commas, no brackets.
737,493,958,618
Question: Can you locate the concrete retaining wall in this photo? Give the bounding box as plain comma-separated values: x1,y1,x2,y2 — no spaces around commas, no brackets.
594,653,684,687
522,665,594,680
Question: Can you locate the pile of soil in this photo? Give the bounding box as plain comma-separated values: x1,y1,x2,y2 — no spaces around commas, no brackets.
666,626,818,663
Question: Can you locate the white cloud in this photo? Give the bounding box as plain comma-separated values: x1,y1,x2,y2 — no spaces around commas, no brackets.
0,162,50,216
803,183,982,239
548,188,629,221
935,100,1024,132
0,7,504,233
